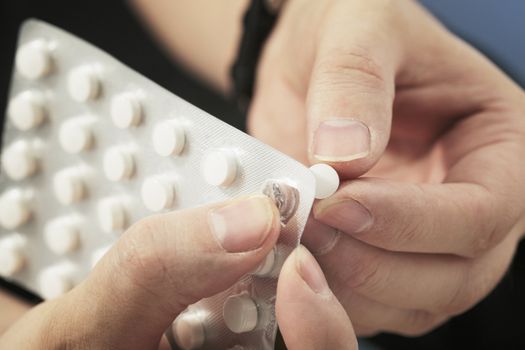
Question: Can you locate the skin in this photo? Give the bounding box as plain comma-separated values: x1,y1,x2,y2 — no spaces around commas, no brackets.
249,0,525,336
134,0,525,337
0,196,357,349
2,0,524,344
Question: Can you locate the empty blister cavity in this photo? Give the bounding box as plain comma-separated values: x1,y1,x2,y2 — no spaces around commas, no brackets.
15,39,52,80
251,245,286,278
44,216,81,255
0,189,32,230
173,310,208,350
53,168,86,205
7,90,46,131
0,234,27,277
67,65,101,102
111,92,143,128
59,118,94,154
310,163,339,199
103,147,135,181
38,262,77,299
152,120,185,157
262,180,299,225
1,139,38,180
252,248,276,278
141,176,175,212
223,294,259,334
201,149,238,187
98,198,127,233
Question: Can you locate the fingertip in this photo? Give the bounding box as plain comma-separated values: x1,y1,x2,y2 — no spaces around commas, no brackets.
277,246,357,349
294,245,332,296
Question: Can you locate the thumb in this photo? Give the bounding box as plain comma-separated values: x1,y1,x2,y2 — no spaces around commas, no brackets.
307,4,401,178
276,245,357,350
62,195,281,349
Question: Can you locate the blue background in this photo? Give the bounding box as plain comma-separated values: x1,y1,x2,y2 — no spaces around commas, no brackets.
421,0,525,86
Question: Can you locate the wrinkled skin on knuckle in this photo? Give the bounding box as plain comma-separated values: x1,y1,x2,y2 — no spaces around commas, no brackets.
115,217,170,287
465,191,502,258
114,216,209,310
335,253,385,294
397,311,445,337
313,48,388,94
436,268,479,316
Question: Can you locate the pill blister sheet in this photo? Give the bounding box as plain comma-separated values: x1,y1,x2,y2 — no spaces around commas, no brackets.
0,20,316,349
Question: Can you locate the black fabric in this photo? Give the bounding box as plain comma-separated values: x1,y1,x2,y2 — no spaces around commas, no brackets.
230,0,278,113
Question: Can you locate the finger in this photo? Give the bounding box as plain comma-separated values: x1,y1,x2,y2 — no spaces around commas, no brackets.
314,177,521,257
315,233,515,315
276,245,357,350
306,1,403,178
247,63,309,164
68,195,281,349
301,220,448,335
335,288,447,337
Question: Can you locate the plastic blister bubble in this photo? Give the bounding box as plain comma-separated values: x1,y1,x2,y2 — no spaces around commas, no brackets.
0,20,320,350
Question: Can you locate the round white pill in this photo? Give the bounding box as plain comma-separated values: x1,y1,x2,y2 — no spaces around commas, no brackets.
152,121,185,157
98,198,126,233
252,247,276,277
103,148,134,181
7,91,46,131
201,150,238,187
0,189,31,230
59,120,93,154
53,169,85,205
15,40,52,80
310,163,340,199
0,235,27,277
223,294,258,334
44,219,80,255
1,140,38,180
173,313,206,350
141,177,175,212
111,93,142,128
67,65,100,102
39,263,76,300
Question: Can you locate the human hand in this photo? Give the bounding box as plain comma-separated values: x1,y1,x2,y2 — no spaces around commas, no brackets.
248,0,525,335
0,195,356,349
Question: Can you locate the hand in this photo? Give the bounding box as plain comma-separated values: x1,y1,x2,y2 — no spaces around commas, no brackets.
0,195,356,349
249,0,525,336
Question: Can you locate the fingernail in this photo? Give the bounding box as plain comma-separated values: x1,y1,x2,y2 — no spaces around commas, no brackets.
317,199,372,234
208,195,276,252
296,245,330,295
301,216,340,256
313,119,370,162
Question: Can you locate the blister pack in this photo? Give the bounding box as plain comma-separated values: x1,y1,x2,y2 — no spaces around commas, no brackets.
0,20,339,350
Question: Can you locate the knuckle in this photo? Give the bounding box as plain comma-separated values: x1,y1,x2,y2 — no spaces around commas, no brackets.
354,324,380,337
339,253,385,293
396,213,426,250
115,216,168,287
438,269,478,315
466,190,502,257
114,216,194,309
389,184,430,251
399,311,444,337
314,47,388,93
